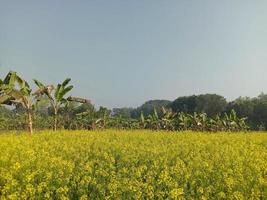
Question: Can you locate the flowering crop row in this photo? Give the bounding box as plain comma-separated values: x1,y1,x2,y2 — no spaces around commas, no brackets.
0,130,266,199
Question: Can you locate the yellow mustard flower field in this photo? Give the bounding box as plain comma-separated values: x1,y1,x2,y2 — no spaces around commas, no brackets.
0,130,266,199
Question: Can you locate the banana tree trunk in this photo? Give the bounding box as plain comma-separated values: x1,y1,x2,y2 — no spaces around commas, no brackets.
53,110,58,131
27,110,33,134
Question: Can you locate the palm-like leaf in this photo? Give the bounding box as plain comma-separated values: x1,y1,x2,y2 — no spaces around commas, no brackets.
33,79,45,88
62,78,71,87
0,95,14,105
54,83,61,100
58,85,73,101
3,71,17,86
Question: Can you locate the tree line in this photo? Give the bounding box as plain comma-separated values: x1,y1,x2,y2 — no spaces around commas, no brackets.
0,71,265,133
113,94,267,131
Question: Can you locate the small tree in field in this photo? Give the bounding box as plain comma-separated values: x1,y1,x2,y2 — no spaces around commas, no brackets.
0,71,35,134
34,78,89,131
34,78,74,131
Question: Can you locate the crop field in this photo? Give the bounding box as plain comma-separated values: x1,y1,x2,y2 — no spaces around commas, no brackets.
0,131,266,199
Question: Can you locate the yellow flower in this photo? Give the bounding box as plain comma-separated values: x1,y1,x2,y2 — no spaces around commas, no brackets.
170,188,184,198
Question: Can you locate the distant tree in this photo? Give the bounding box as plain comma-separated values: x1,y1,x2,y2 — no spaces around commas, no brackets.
226,97,254,118
170,95,197,114
251,93,267,130
112,107,134,118
35,96,51,116
58,101,79,129
96,106,111,128
74,102,96,115
0,106,12,130
131,100,171,118
226,94,267,130
195,94,227,117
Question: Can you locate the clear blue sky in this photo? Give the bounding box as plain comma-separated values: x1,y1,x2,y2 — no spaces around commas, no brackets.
1,1,267,108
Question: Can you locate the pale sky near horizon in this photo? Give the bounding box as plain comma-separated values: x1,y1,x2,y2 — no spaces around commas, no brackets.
1,0,267,108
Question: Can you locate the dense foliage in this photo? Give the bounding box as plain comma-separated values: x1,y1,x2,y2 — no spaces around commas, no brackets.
98,93,267,132
0,104,248,132
0,130,266,199
1,70,267,132
113,94,267,131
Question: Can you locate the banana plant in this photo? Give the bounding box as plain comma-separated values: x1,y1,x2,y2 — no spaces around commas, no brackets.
0,78,15,105
178,112,191,131
75,111,97,130
227,109,248,131
95,107,111,129
199,113,208,131
128,119,140,129
140,111,146,129
0,71,35,134
112,115,124,129
161,107,176,131
191,112,201,131
34,78,74,131
237,117,249,131
146,108,161,130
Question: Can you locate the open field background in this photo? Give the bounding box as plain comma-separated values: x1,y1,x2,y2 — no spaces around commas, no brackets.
0,130,266,199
